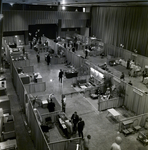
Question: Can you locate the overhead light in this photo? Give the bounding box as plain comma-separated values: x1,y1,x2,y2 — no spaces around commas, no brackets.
10,3,14,6
75,9,78,12
15,35,17,38
0,14,3,20
83,7,85,12
32,3,38,5
62,6,66,10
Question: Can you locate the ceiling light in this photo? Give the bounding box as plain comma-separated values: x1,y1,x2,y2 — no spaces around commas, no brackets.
0,14,3,20
32,3,38,5
62,6,66,10
62,0,66,4
10,3,14,6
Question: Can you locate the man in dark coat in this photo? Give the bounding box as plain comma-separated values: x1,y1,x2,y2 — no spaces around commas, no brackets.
71,112,79,133
47,99,55,112
78,117,85,139
47,54,50,65
59,69,63,83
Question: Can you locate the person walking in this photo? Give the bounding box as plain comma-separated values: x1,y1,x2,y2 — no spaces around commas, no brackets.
83,135,91,150
78,117,85,139
71,112,79,134
85,49,88,59
59,69,63,83
47,53,50,65
36,52,40,63
61,94,66,113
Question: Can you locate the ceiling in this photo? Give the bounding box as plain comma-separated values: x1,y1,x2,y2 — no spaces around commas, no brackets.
3,0,148,6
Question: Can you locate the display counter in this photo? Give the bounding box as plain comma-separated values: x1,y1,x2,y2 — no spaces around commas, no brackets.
0,139,17,150
0,96,10,114
57,112,72,138
65,71,78,78
0,87,7,96
98,97,123,111
19,73,30,84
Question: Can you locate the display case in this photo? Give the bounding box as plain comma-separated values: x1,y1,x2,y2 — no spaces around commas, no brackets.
137,131,148,146
90,67,104,86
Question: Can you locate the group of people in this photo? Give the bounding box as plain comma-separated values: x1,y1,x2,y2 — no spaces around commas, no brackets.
71,112,85,138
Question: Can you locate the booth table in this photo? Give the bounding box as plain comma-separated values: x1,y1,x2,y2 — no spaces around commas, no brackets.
0,139,17,150
0,87,6,96
65,71,78,78
0,81,6,88
107,108,120,121
19,73,30,84
34,73,42,83
143,77,148,84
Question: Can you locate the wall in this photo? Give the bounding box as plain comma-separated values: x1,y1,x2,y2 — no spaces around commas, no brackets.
3,10,90,32
91,6,148,57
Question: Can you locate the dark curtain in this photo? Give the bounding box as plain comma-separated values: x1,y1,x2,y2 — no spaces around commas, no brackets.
91,6,148,56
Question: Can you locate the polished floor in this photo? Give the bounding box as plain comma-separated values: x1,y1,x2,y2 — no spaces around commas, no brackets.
4,45,148,150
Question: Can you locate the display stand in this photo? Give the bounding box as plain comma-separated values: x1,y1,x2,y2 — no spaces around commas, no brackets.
137,131,148,146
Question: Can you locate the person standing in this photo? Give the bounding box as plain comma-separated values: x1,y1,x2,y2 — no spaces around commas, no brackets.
71,112,79,134
85,49,88,59
83,135,91,150
36,52,40,63
59,69,63,83
110,136,122,150
120,72,125,80
47,99,55,112
61,95,66,113
78,118,85,139
46,53,50,65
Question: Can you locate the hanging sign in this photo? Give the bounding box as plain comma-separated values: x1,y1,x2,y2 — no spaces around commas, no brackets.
133,89,143,96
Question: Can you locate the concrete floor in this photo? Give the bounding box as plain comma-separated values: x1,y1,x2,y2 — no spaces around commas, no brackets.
5,45,148,150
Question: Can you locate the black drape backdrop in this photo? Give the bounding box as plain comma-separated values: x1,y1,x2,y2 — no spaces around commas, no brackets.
91,6,148,57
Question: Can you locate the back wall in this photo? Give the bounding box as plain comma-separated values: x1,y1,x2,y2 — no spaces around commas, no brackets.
91,6,148,56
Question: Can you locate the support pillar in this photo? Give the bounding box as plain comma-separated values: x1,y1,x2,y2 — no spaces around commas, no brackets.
0,0,3,68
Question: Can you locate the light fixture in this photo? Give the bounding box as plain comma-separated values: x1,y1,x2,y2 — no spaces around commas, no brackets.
10,3,14,6
83,7,85,12
62,6,66,10
0,14,3,20
15,35,17,38
75,9,78,12
62,0,66,4
120,44,124,48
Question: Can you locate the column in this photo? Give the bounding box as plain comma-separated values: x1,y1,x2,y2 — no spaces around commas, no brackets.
0,0,3,67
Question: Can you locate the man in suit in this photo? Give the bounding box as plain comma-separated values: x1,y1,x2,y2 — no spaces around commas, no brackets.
47,99,55,112
71,112,79,134
59,69,63,83
78,117,85,139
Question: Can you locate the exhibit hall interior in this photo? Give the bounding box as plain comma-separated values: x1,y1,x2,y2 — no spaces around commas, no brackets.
0,0,148,150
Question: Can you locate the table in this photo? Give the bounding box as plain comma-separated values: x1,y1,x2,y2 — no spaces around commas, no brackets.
0,87,6,96
0,139,17,150
143,77,148,84
122,120,133,126
19,73,30,84
34,73,42,83
107,108,120,121
0,81,6,88
65,72,78,78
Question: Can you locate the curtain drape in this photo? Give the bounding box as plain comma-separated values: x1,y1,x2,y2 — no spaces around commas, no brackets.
91,6,148,57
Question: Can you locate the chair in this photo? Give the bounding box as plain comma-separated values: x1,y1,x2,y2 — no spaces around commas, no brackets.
133,119,141,132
